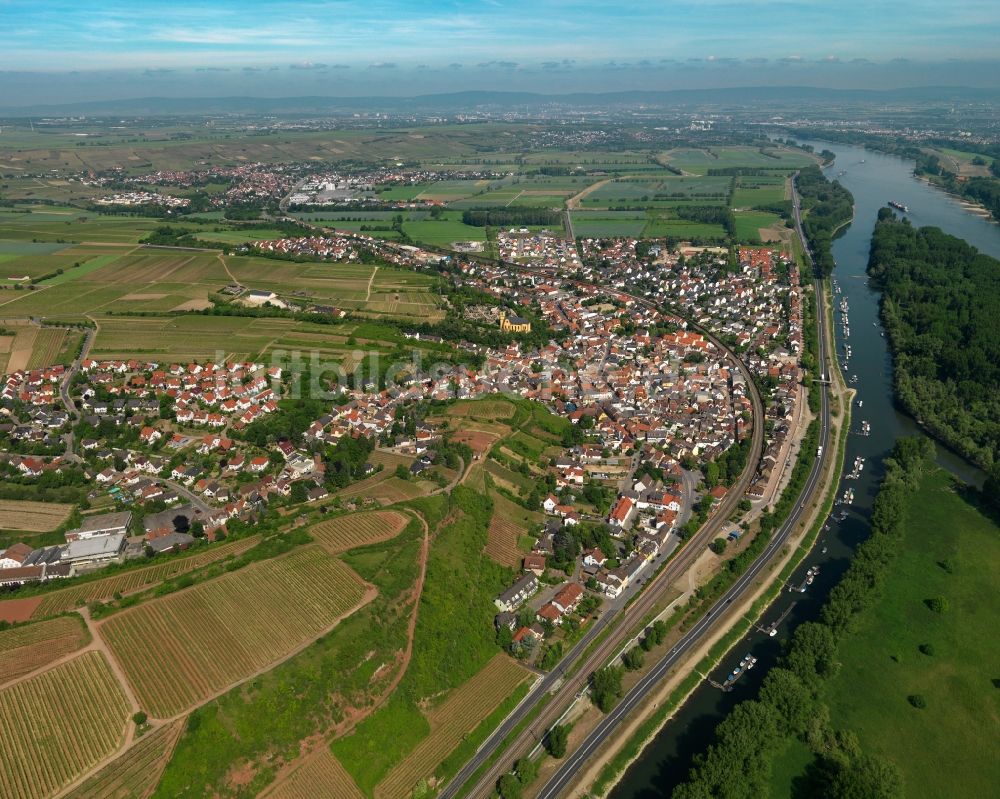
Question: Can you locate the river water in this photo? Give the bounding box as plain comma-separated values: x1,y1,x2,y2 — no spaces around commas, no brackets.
608,140,1000,799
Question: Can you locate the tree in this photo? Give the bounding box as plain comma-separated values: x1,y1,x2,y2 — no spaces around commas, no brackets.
395,464,410,480
590,666,624,713
190,520,205,538
622,646,645,671
132,711,147,725
709,538,727,555
827,754,903,799
497,773,522,799
289,481,309,503
545,724,569,758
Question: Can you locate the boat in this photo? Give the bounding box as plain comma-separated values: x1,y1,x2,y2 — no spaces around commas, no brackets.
857,399,863,408
888,200,909,213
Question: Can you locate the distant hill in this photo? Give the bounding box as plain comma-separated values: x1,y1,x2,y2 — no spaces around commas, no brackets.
2,86,998,117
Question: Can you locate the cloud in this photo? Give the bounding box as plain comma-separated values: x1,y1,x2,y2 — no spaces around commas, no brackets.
745,57,769,64
821,55,841,63
448,62,463,69
540,59,574,70
143,67,174,75
779,55,804,63
369,61,398,69
195,66,231,72
289,61,327,70
330,63,351,70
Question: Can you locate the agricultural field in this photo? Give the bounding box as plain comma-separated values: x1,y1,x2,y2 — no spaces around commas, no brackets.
333,451,416,502
485,508,527,567
373,654,530,799
734,211,785,242
444,398,516,421
64,718,185,799
0,614,89,683
641,217,728,240
732,175,789,207
662,146,815,175
770,469,1000,799
262,749,365,799
0,650,131,799
579,175,732,209
571,211,648,238
311,510,410,554
401,219,486,248
0,535,261,621
0,499,74,532
101,545,371,717
365,477,435,505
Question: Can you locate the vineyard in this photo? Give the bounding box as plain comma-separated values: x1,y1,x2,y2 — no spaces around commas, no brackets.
0,615,89,684
484,513,524,568
64,718,185,799
0,499,74,532
101,546,371,718
263,749,365,799
311,511,410,554
4,534,261,620
445,400,515,421
0,650,131,799
374,655,530,799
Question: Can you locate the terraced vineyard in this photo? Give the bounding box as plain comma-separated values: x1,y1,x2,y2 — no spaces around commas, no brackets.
311,511,410,554
0,615,89,683
4,535,261,620
374,655,530,799
445,399,515,421
64,718,184,799
102,546,371,718
263,749,365,799
0,651,130,799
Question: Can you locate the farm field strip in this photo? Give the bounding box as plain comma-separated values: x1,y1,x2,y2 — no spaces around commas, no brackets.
0,650,130,799
17,535,262,619
311,511,410,553
101,546,370,718
0,615,89,684
262,748,366,799
374,655,530,799
0,498,74,531
63,718,185,799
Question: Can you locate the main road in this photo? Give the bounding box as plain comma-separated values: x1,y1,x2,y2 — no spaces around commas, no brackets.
440,272,767,799
535,174,837,799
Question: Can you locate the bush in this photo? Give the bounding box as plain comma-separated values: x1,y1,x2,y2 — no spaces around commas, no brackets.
908,694,927,709
709,538,727,555
622,646,645,671
925,596,949,613
918,642,936,656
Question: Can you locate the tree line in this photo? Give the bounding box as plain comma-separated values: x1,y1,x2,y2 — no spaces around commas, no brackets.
672,436,934,799
868,211,1000,468
795,165,854,279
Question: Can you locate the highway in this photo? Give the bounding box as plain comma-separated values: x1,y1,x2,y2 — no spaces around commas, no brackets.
535,175,837,799
440,272,767,799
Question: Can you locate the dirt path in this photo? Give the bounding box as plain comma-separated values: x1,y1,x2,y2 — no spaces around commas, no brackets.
566,178,618,210
365,265,379,302
218,252,238,283
262,510,432,796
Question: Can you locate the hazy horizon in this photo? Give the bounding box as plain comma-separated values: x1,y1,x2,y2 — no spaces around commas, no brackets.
2,0,999,107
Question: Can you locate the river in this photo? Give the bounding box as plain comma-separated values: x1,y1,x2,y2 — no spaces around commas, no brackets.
608,139,1000,799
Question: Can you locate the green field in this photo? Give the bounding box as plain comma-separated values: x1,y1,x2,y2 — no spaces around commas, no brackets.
734,211,784,242
641,218,728,240
663,146,815,175
401,219,487,247
770,469,1000,799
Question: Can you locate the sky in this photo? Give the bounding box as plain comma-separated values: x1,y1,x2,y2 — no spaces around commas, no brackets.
1,0,999,106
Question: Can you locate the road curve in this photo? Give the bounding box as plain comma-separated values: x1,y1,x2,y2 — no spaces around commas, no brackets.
536,174,837,799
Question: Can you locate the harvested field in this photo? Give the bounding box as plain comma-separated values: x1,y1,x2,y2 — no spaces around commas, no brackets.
367,478,431,505
311,510,410,554
101,546,371,718
0,614,89,684
0,650,130,799
0,499,74,532
263,749,365,799
0,534,261,621
450,429,498,457
63,718,185,799
0,596,42,623
374,655,530,799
